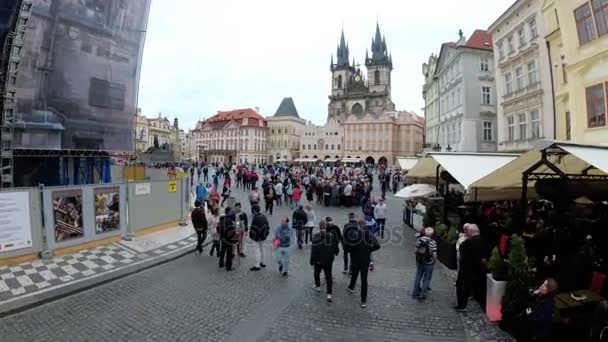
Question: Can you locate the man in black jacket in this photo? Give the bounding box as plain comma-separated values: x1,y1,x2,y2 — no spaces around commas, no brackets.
311,220,339,303
325,217,343,253
191,200,208,255
218,207,237,271
292,205,308,249
342,213,360,274
347,219,381,308
249,205,269,271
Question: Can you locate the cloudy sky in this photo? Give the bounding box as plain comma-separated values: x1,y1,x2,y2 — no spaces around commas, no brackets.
138,0,514,130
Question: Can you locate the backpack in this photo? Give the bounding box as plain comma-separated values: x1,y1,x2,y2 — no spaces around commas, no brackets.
416,238,433,264
266,187,274,199
277,225,291,247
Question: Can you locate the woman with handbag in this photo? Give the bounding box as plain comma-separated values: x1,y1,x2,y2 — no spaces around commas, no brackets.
273,217,293,278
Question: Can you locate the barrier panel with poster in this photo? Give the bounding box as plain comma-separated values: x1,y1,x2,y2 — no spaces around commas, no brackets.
52,190,84,242
0,192,33,252
94,187,120,234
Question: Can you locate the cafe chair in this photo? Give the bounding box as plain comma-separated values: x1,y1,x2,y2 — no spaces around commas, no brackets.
590,272,606,295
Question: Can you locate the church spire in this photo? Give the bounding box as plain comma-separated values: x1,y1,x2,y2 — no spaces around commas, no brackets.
367,21,392,68
335,28,350,68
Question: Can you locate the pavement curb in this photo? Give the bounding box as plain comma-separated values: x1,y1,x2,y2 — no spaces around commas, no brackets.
0,240,210,318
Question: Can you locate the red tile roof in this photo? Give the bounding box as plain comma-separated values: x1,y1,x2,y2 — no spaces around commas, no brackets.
204,108,267,128
465,30,493,51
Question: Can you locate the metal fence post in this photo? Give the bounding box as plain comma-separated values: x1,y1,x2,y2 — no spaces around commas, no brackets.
39,184,52,259
123,181,135,241
179,177,188,226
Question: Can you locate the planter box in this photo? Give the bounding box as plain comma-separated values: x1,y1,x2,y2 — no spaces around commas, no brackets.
436,236,457,270
486,273,507,322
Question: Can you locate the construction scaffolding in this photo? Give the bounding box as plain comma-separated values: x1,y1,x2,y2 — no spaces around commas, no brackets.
0,0,32,188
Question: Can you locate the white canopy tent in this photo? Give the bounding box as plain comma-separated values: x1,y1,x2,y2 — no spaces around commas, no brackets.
293,158,318,163
395,184,437,199
341,158,363,163
323,158,340,162
397,157,419,171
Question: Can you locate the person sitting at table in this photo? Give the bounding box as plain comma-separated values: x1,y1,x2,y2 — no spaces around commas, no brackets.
526,277,559,342
589,300,608,342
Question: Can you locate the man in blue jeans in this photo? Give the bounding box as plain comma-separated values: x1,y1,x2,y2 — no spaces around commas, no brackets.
412,227,437,300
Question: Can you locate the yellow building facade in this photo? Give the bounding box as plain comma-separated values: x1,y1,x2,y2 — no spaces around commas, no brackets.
543,0,608,145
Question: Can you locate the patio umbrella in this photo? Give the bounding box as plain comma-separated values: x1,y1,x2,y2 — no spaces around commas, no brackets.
395,184,437,199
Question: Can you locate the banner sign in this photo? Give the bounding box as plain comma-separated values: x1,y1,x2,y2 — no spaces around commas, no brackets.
0,192,33,252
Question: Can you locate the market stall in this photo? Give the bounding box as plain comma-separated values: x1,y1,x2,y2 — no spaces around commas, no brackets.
395,184,437,231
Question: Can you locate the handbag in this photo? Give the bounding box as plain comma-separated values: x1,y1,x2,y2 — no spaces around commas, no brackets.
273,238,280,249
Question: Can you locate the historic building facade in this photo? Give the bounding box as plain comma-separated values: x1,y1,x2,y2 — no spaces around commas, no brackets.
194,108,269,165
543,0,608,145
300,118,343,160
267,98,306,162
490,0,555,152
423,29,497,152
134,109,180,156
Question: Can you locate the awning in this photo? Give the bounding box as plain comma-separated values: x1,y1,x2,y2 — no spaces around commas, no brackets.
395,184,437,199
406,153,519,188
294,158,318,163
470,143,608,191
342,158,363,163
397,157,419,170
323,158,340,162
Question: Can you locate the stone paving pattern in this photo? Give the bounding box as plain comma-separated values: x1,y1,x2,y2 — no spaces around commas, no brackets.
0,171,510,341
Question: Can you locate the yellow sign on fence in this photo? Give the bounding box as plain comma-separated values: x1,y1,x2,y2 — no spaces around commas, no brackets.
168,181,177,193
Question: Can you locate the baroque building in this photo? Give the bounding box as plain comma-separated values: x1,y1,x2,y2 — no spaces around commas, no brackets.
134,109,180,157
267,98,306,162
300,118,343,160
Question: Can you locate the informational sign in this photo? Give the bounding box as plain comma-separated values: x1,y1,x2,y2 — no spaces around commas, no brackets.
135,183,151,196
168,181,177,193
94,187,120,234
52,190,84,242
0,192,33,252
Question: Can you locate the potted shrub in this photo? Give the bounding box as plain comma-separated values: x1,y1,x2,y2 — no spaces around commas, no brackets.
435,224,457,270
501,234,533,333
486,247,508,321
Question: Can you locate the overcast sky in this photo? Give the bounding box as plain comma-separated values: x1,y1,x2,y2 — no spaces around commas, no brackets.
138,0,514,130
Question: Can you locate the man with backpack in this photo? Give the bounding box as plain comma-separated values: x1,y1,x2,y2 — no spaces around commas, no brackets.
274,217,293,277
412,227,437,301
249,205,269,271
218,207,237,271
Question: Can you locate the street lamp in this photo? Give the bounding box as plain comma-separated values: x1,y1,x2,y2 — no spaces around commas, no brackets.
432,143,441,152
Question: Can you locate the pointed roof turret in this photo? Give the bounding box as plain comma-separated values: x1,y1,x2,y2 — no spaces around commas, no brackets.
366,21,392,68
365,49,369,61
334,28,350,68
273,97,300,118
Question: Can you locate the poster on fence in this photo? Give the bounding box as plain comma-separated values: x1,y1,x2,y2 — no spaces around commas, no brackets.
94,187,120,234
0,192,33,252
53,190,84,242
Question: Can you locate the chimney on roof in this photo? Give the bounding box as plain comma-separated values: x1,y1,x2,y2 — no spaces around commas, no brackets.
255,107,260,113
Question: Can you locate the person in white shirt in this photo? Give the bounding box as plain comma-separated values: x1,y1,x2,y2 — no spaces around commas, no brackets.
373,198,387,238
343,182,353,207
303,204,317,246
274,181,284,207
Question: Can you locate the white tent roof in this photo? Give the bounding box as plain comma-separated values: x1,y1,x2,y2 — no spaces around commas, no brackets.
406,153,519,188
395,184,437,199
294,158,317,163
397,157,419,170
342,158,363,163
323,158,340,162
559,144,608,174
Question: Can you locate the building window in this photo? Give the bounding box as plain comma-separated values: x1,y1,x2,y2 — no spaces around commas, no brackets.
592,0,608,37
505,73,513,95
337,144,341,150
507,36,514,54
497,42,504,59
586,83,607,128
530,110,541,138
331,144,335,150
374,70,380,85
518,113,527,140
482,86,491,105
325,144,328,150
313,144,317,150
515,67,525,90
89,78,126,110
302,144,305,150
307,144,311,150
527,61,538,85
575,3,597,44
337,75,343,89
480,57,489,72
518,27,527,48
483,121,493,141
566,111,572,140
529,18,538,39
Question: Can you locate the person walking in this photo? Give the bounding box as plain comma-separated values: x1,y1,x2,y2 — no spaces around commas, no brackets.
303,204,317,246
203,166,209,182
191,200,208,255
207,205,220,257
220,183,231,206
195,180,208,203
213,173,219,190
218,207,237,271
284,180,292,206
311,220,339,303
233,202,248,258
249,205,269,271
374,198,387,238
292,205,307,249
325,217,343,252
347,218,381,308
263,181,275,215
455,224,488,311
274,180,283,207
412,227,438,301
249,186,260,212
292,185,302,210
274,217,293,278
342,213,360,274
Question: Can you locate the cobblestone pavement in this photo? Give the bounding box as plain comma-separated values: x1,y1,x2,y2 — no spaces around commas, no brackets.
0,176,471,342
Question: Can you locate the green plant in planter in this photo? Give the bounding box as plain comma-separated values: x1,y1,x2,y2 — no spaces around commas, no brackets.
422,203,438,228
488,247,508,281
434,223,449,239
501,234,533,325
446,226,459,243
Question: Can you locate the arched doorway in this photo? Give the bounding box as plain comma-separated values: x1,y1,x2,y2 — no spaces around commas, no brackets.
303,155,309,158
352,103,363,116
365,156,375,164
346,155,352,158
335,155,340,159
313,155,318,159
378,156,388,166
228,155,233,164
324,156,331,160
